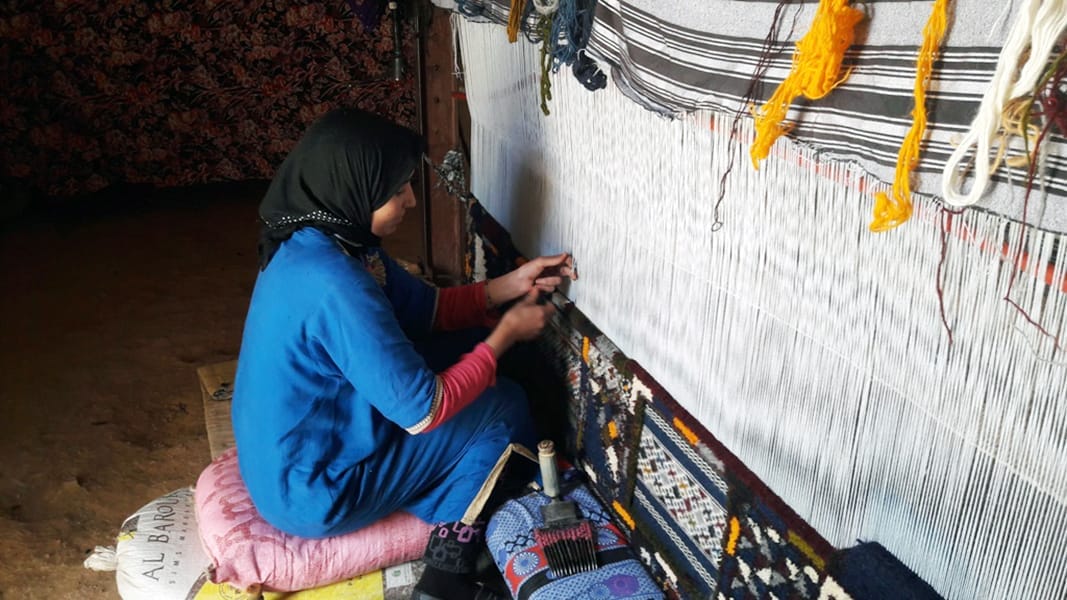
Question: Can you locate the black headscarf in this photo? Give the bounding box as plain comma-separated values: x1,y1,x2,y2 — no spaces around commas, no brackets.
257,108,426,270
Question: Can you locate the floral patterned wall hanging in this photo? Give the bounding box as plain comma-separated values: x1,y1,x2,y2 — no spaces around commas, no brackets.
0,1,416,197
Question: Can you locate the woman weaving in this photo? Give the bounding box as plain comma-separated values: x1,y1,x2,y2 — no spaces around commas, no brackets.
231,108,575,550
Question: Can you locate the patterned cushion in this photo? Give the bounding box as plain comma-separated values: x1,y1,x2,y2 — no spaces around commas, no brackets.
486,481,663,600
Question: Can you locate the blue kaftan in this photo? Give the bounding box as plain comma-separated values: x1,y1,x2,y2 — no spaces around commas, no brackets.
231,228,534,538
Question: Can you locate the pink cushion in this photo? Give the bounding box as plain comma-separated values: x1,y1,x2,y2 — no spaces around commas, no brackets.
194,448,432,592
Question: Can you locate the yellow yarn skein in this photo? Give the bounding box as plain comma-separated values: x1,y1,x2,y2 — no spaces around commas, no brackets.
750,0,865,169
508,0,528,43
870,0,951,232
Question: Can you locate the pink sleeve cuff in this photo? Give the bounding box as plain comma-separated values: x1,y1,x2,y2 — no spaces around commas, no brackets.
415,342,497,434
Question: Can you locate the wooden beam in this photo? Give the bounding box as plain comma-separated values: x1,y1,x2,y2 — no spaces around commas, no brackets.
418,4,466,283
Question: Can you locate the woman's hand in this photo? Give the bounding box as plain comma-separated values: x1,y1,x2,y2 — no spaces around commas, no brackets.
485,290,555,358
486,253,577,308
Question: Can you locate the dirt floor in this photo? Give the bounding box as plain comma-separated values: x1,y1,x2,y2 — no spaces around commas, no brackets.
0,182,426,599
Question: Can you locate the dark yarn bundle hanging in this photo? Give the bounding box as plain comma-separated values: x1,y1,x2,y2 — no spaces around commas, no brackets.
550,0,606,92
534,10,556,115
529,0,605,114
344,0,384,29
456,0,490,19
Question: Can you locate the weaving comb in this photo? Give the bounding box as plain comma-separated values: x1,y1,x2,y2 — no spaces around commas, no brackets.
533,440,598,577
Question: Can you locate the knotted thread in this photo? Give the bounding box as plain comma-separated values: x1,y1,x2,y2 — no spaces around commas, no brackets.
1001,49,1067,351
869,0,951,232
750,0,864,169
714,0,798,230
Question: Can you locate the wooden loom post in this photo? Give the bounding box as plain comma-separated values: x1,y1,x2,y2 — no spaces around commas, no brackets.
419,3,467,283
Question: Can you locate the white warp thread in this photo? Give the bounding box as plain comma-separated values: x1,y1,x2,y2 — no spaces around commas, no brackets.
458,18,1067,600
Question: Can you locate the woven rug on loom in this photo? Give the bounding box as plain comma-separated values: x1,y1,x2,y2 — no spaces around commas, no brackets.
468,201,644,504
626,362,841,600
624,384,729,597
464,199,846,599
541,301,646,505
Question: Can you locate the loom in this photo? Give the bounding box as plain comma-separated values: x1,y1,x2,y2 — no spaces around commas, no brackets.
446,1,1067,597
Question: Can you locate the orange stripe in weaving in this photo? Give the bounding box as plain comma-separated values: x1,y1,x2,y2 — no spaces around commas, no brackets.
789,530,826,571
726,517,741,555
613,500,635,530
673,417,700,446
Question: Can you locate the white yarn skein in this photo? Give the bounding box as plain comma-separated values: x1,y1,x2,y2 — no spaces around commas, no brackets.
532,0,559,16
940,0,1066,207
1010,0,1067,98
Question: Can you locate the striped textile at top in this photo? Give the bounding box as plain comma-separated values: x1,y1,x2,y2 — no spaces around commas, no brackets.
450,0,1067,234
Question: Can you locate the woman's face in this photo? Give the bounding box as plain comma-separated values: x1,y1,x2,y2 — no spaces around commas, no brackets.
370,181,416,237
